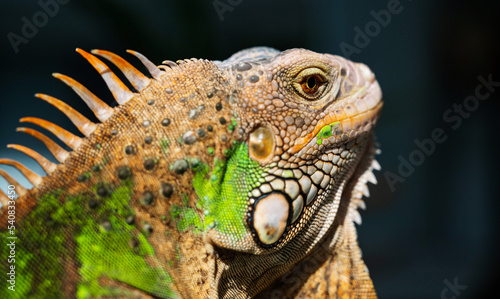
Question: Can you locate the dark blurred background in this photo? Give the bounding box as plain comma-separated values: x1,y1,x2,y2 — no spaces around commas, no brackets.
1,0,499,298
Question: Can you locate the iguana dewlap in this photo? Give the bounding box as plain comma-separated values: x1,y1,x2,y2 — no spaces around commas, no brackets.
0,47,382,298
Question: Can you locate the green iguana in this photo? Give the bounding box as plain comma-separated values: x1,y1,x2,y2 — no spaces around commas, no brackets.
0,47,382,298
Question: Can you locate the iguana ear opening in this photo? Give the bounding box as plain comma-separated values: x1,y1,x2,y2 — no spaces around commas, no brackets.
248,126,275,163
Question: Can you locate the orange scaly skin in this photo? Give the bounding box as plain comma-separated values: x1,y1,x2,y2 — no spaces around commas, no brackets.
0,47,382,298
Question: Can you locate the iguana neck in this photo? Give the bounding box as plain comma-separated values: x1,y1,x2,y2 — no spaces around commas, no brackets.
256,138,378,299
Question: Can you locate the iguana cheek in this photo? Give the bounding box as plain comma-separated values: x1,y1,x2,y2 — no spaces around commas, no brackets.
252,193,290,245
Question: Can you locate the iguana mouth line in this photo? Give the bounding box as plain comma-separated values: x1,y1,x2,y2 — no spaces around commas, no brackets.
290,100,382,154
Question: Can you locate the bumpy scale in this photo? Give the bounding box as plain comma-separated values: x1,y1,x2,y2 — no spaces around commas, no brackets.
0,46,382,298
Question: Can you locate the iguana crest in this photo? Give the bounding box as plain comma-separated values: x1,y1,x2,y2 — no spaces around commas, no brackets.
0,47,382,298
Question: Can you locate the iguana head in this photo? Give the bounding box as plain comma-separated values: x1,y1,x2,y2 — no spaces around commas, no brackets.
204,47,382,248
201,47,382,295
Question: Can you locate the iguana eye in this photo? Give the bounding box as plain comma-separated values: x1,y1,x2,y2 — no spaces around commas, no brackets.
293,67,329,100
301,74,323,95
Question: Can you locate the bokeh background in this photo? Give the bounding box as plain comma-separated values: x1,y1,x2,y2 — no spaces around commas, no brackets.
1,0,499,298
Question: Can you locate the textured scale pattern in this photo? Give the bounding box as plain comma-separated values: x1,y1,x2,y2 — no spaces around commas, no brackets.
0,47,382,298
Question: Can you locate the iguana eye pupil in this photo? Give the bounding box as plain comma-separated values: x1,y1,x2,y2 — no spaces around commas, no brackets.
306,76,316,89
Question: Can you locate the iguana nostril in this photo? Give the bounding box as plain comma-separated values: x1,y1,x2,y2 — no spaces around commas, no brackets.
253,193,289,245
249,126,274,162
